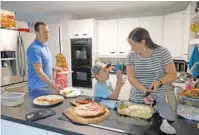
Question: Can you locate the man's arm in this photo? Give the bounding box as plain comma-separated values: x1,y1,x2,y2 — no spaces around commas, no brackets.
27,47,60,91
33,63,54,88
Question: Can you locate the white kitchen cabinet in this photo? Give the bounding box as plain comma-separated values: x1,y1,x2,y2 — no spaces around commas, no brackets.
163,11,184,58
139,16,164,46
47,131,64,135
98,20,118,56
1,119,47,135
69,19,94,38
117,18,139,56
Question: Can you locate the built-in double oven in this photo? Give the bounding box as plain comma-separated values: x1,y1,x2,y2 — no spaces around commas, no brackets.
71,38,92,88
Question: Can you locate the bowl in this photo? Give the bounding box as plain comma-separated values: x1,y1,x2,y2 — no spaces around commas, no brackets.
1,92,25,107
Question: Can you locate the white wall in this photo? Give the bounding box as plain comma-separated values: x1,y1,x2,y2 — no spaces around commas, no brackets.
16,11,80,87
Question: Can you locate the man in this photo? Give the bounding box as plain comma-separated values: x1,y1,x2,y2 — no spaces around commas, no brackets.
27,22,61,91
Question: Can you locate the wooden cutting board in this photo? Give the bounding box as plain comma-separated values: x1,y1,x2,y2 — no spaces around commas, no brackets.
63,107,110,125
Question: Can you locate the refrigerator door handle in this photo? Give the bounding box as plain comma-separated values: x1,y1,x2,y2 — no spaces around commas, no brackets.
20,37,26,77
5,84,27,90
17,37,22,76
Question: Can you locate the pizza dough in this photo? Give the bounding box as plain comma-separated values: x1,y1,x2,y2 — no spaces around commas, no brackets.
74,102,106,118
117,103,155,119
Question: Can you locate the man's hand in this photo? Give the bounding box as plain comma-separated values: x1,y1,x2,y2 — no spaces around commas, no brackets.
51,84,62,92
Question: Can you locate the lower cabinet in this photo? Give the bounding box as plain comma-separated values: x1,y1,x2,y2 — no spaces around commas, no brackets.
1,119,47,135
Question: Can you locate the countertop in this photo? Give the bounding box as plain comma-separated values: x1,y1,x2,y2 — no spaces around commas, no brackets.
1,90,199,135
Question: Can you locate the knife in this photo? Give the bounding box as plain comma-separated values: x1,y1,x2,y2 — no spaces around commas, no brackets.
143,86,155,97
89,124,133,134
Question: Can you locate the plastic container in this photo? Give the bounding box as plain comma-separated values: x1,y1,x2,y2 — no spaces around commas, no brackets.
1,92,25,107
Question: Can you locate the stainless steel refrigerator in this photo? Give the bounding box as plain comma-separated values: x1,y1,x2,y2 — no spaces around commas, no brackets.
0,29,35,93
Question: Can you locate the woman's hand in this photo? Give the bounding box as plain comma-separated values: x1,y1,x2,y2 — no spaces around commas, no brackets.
150,80,161,91
144,96,154,105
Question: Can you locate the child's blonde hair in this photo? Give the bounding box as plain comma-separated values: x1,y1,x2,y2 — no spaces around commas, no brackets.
55,53,68,69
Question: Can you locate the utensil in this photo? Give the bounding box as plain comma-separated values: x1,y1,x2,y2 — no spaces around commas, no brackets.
160,119,176,134
155,102,176,134
1,92,25,107
143,87,154,97
89,124,131,134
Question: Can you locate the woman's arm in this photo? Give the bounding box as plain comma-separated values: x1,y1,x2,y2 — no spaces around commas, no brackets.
150,47,177,91
150,63,177,91
160,63,177,84
127,65,147,92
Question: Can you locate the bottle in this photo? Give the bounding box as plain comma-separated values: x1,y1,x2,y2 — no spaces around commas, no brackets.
185,77,195,90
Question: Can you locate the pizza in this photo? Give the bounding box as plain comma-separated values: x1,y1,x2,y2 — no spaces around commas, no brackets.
76,98,93,104
34,95,64,106
74,102,106,118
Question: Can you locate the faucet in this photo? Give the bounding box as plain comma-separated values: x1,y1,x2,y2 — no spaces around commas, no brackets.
190,61,199,88
190,61,199,76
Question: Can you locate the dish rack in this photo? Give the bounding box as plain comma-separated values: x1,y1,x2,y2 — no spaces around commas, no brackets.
178,96,199,108
177,96,199,121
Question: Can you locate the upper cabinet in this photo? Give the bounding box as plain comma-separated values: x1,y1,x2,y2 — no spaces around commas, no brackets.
139,16,164,46
69,19,94,38
98,16,164,57
117,18,139,56
98,20,118,56
163,11,184,59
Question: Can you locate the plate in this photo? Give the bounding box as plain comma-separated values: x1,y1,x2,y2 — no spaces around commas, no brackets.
33,95,64,107
57,71,74,75
60,87,81,98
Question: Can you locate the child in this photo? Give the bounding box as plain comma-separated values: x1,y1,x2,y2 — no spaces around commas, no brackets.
53,53,68,89
91,63,125,99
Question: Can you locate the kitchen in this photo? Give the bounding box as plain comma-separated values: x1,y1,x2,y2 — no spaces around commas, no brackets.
1,1,199,135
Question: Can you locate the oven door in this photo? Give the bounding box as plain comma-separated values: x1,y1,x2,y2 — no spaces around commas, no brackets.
71,45,92,67
72,67,92,88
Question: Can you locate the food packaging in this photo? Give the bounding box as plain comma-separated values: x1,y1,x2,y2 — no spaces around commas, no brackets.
1,9,16,29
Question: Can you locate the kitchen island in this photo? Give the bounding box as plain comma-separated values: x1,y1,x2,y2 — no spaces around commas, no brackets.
1,90,199,135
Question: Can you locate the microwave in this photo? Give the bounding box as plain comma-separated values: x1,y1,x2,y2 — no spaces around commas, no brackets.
173,59,187,72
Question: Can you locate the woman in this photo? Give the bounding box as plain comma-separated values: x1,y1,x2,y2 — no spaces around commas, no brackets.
126,27,177,104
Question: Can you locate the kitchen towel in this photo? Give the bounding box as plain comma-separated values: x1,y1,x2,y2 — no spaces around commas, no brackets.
189,46,199,79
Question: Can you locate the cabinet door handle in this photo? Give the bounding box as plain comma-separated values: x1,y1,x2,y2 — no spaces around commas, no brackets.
110,52,115,54
119,52,124,54
74,34,79,36
82,34,87,36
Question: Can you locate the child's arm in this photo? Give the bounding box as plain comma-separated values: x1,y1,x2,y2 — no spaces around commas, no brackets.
108,83,122,99
108,70,125,99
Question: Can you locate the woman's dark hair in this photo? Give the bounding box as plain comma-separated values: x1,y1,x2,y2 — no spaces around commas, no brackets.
128,27,159,49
